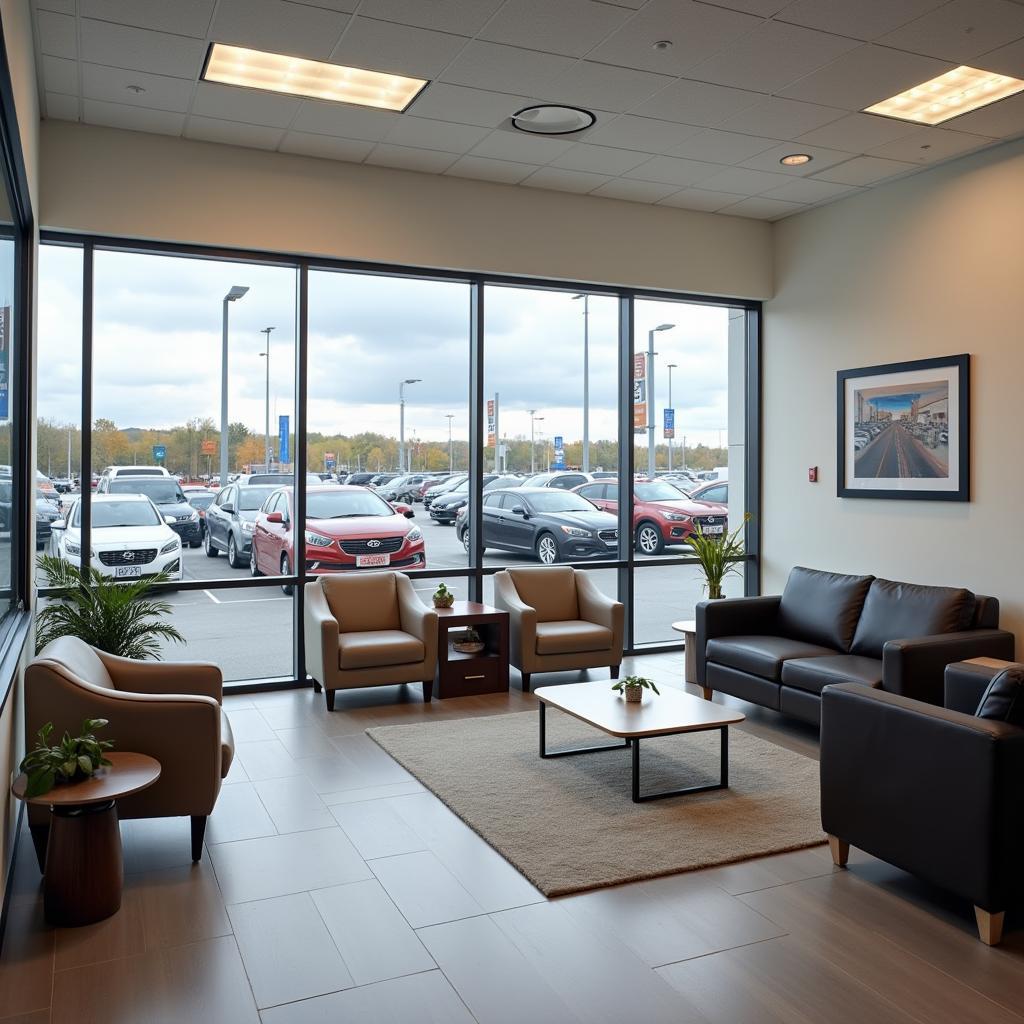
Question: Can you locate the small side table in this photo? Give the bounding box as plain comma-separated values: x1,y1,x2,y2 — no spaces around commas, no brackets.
435,601,510,699
671,619,711,699
12,752,161,927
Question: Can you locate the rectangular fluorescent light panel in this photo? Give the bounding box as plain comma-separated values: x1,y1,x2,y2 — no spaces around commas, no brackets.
203,43,428,112
863,65,1024,125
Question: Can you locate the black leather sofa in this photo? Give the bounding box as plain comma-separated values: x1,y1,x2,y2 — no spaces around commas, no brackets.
695,567,1015,724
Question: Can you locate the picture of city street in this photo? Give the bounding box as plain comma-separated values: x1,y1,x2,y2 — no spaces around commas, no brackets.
853,380,949,480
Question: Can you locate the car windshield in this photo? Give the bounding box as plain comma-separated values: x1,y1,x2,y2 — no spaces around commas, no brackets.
244,474,293,485
307,490,393,519
635,481,687,501
238,486,277,511
525,492,596,514
108,479,184,503
188,494,215,509
75,500,161,528
113,468,164,477
520,474,550,487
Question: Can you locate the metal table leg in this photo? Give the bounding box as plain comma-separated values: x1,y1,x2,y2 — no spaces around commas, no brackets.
538,702,631,759
631,727,730,803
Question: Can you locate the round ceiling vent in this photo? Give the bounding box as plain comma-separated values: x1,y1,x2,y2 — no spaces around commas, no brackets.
511,104,596,136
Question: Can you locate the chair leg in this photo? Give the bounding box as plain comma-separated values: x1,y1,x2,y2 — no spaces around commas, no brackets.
701,687,714,701
610,665,620,680
422,680,433,702
521,672,531,693
325,688,336,712
191,816,207,863
974,907,1005,946
312,680,322,693
828,835,849,867
29,823,49,873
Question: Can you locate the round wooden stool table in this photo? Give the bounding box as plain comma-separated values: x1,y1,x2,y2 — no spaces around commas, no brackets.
671,619,711,699
12,752,161,927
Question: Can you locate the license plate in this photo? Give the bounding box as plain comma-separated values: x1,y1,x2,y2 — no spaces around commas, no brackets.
115,565,143,578
701,524,725,535
356,553,390,567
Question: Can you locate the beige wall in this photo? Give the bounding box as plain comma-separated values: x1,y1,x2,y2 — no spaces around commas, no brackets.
39,120,772,300
764,137,1024,641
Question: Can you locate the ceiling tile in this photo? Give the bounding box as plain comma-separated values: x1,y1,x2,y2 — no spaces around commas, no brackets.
796,111,923,150
977,35,1024,77
590,178,682,202
584,114,704,153
543,61,674,113
521,166,610,193
550,143,653,174
440,41,576,93
81,63,196,112
668,128,780,163
633,79,762,126
694,165,793,194
779,44,952,112
812,154,922,184
292,0,359,10
868,125,995,162
716,196,807,218
80,19,207,78
355,0,502,34
45,92,80,121
879,0,1024,63
80,0,216,37
405,84,527,127
191,81,302,127
290,100,399,140
657,187,743,210
700,0,791,14
687,20,860,94
42,54,78,95
444,155,539,183
365,143,460,172
279,131,374,161
622,154,723,185
762,176,859,202
721,96,845,138
469,128,575,164
776,0,946,42
943,89,1024,136
210,0,349,62
598,0,646,8
478,0,630,58
185,115,285,149
589,0,763,76
36,10,77,58
34,0,76,13
738,141,854,174
83,98,186,135
331,16,468,78
385,116,490,152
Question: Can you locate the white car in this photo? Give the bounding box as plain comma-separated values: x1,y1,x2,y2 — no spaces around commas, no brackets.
52,493,183,581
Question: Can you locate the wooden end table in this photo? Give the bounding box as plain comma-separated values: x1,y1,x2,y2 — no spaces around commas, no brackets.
434,601,510,699
12,752,161,926
671,619,710,698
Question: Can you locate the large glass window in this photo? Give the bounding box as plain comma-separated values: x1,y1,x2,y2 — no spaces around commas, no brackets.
0,152,20,625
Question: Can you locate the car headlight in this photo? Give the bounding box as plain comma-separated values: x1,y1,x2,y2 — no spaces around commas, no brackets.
406,526,422,542
559,525,592,538
304,530,332,547
241,520,255,533
660,511,689,521
65,539,81,555
160,538,180,554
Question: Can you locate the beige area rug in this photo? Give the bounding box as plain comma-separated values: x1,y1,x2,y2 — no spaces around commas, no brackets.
367,710,825,897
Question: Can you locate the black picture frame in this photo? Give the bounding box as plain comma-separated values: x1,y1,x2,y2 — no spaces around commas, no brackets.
837,354,969,502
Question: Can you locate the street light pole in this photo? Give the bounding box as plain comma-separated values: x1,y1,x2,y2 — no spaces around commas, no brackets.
528,409,537,473
647,324,674,479
572,293,590,472
220,285,249,490
260,327,275,471
666,362,677,472
399,378,421,473
446,414,454,472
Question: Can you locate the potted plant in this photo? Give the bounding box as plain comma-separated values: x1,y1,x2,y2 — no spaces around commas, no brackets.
19,718,114,798
432,582,456,609
688,513,751,600
451,627,484,655
35,555,185,658
613,675,660,703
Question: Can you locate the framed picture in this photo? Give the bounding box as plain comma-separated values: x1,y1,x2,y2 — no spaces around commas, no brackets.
837,354,969,502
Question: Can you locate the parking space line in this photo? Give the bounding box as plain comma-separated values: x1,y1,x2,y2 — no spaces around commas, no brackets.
203,589,222,604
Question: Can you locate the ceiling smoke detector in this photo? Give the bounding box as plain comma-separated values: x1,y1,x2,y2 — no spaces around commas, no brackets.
652,39,673,51
511,104,596,136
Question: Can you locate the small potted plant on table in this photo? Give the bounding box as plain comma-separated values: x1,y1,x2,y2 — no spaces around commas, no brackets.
19,718,114,798
613,675,660,703
432,583,456,609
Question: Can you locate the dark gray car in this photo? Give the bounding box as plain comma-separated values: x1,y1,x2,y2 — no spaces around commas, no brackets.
204,483,278,568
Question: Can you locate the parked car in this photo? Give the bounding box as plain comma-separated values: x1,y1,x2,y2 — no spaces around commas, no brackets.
416,475,450,501
97,476,202,548
457,486,617,565
423,474,468,509
232,472,322,487
574,478,728,555
342,472,375,486
251,485,425,591
51,493,182,581
99,464,170,482
203,483,280,567
428,475,501,524
35,492,63,549
518,470,594,490
380,473,436,503
688,480,728,507
186,491,216,537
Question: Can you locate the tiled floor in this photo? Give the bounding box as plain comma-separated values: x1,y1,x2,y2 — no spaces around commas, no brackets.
2,653,1022,1023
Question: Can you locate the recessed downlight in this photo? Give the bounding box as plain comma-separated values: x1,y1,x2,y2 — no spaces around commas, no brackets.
863,65,1024,125
780,153,812,166
511,104,596,136
202,42,429,112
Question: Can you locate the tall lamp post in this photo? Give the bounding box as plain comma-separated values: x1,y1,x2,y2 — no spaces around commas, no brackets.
529,411,544,473
259,326,275,471
572,293,590,471
399,378,421,473
220,285,249,489
445,414,454,472
666,362,677,472
647,323,674,479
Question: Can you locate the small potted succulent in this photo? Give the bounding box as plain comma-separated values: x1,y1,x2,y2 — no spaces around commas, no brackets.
432,582,456,609
613,675,660,703
19,718,114,798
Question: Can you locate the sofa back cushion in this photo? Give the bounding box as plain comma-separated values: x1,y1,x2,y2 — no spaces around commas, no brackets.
777,567,873,652
974,666,1024,726
36,636,115,690
973,595,1000,629
321,573,401,634
850,578,975,658
507,566,579,623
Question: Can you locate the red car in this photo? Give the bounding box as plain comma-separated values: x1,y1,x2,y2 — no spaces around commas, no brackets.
573,478,729,555
251,485,426,591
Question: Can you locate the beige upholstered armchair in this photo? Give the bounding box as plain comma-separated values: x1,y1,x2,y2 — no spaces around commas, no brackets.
24,636,233,869
304,572,438,710
493,566,624,692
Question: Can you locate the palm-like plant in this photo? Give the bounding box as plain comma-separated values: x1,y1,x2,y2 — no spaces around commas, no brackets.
35,555,185,659
689,513,751,600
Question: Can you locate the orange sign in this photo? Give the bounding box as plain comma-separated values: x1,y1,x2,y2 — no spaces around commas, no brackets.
200,439,217,455
633,354,647,432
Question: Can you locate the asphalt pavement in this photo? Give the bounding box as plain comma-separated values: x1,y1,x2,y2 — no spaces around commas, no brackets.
854,423,945,479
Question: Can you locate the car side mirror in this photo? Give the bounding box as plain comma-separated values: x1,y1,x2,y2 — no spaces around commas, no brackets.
511,505,527,517
266,511,284,524
164,514,176,525
221,502,234,514
404,509,415,519
51,519,66,531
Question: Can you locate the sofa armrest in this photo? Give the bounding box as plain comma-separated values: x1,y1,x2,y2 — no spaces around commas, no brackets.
576,573,624,659
820,683,1024,912
882,629,1015,706
396,574,438,666
695,595,781,685
944,659,1010,714
95,650,223,703
303,581,339,687
493,571,537,671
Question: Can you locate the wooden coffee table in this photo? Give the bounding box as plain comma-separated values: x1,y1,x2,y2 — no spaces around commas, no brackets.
534,683,744,803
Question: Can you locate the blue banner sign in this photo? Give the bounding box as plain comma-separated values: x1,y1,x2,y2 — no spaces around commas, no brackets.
663,408,675,439
279,415,290,465
553,435,565,470
152,444,166,462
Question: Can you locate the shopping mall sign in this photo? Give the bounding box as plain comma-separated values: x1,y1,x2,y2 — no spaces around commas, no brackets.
632,352,646,432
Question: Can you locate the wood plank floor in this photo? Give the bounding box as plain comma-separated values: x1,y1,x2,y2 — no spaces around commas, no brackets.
2,653,1021,1023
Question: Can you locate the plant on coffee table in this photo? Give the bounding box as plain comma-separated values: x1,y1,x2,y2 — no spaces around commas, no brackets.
689,512,751,600
19,718,114,798
432,583,456,608
613,675,660,703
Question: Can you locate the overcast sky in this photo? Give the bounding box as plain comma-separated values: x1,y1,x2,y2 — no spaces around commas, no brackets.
38,245,737,449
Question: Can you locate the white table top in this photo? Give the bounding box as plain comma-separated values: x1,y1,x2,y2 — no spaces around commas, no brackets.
534,682,744,739
671,620,697,634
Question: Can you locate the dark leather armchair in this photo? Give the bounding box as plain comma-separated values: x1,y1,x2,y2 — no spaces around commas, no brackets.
820,662,1024,945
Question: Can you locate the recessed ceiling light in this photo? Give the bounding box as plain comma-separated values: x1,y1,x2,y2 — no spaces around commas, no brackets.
780,153,812,166
511,104,596,136
652,39,673,51
201,42,428,112
863,65,1024,126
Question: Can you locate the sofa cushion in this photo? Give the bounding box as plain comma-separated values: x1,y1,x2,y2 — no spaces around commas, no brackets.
850,578,975,659
322,574,402,634
535,620,613,656
39,636,116,690
777,567,873,652
974,666,1024,726
220,710,235,779
705,635,838,683
781,654,883,696
507,567,579,622
338,630,424,670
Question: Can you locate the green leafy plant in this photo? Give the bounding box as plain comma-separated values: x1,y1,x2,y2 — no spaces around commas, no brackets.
689,513,752,600
612,675,660,696
35,555,185,659
432,582,456,608
19,718,114,798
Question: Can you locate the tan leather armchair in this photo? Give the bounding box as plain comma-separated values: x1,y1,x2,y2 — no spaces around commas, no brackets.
304,571,438,710
24,636,233,869
493,566,624,692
